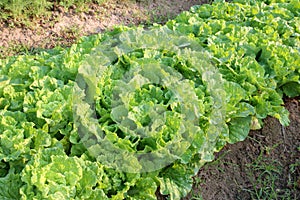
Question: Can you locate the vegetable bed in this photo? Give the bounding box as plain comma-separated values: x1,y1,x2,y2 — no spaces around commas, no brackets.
0,0,299,199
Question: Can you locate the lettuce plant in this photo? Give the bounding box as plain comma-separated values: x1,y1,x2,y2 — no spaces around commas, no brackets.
0,0,299,199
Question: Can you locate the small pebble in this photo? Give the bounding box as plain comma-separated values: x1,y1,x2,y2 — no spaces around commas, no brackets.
57,7,64,13
70,5,77,10
88,10,95,16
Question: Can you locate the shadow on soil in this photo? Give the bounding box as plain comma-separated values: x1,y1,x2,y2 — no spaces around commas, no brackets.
183,97,300,200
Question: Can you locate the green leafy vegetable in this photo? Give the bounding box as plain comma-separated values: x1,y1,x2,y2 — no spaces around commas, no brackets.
0,0,299,199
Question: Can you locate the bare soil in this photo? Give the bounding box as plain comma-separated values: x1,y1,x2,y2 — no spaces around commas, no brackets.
0,0,207,58
183,97,300,199
0,0,299,199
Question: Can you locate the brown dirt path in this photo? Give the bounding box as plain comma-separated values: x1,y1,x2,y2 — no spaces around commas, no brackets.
0,0,207,58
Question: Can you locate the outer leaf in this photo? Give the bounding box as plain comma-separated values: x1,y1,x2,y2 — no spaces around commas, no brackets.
228,117,252,143
0,171,22,200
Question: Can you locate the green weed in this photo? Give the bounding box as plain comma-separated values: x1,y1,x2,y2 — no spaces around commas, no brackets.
0,0,108,26
241,141,299,200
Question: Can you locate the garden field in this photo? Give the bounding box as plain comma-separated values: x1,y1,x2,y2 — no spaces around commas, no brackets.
0,0,299,199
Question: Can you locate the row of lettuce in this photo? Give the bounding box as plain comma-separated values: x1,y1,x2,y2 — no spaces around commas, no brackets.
0,0,299,199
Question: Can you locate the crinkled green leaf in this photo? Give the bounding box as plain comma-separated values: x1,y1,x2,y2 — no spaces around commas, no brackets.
282,82,300,98
228,117,251,143
0,171,22,200
158,163,194,199
0,0,299,199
